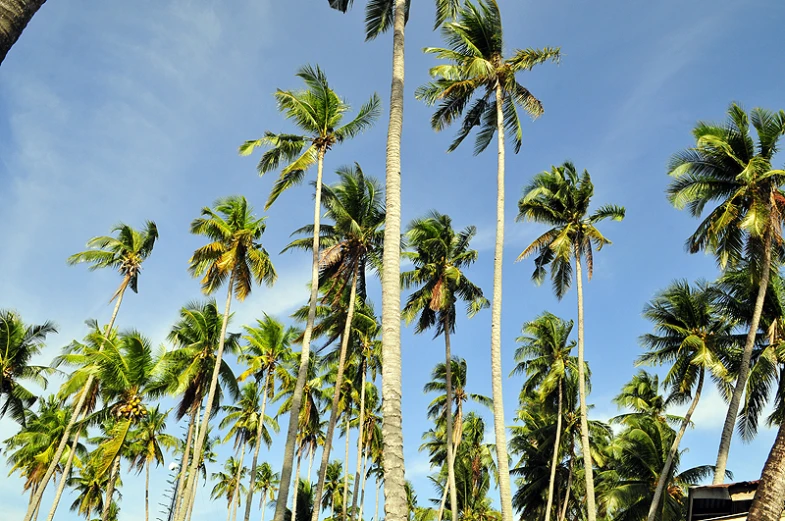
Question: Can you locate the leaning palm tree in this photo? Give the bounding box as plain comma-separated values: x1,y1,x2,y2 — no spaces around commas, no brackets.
176,196,276,521
666,103,785,483
512,312,578,521
0,309,56,424
416,4,560,519
240,66,379,521
402,211,488,521
517,161,624,521
637,280,736,521
239,316,297,521
26,221,159,521
255,462,280,521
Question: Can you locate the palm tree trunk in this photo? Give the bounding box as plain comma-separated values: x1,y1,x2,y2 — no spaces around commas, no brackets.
490,80,514,521
260,490,267,521
101,456,122,521
184,406,202,521
381,2,407,521
647,368,705,521
177,272,237,521
436,482,449,521
146,459,151,521
373,480,381,521
747,419,785,521
343,413,351,521
714,228,773,483
45,423,83,521
231,441,248,521
291,453,303,521
557,457,573,521
26,276,130,521
443,326,459,521
359,453,369,521
574,249,596,521
313,263,360,521
174,401,199,521
275,147,326,521
436,416,462,521
350,359,368,520
245,374,271,521
307,446,315,485
0,0,46,65
545,379,564,521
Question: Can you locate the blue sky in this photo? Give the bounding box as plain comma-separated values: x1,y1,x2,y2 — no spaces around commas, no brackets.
2,0,785,520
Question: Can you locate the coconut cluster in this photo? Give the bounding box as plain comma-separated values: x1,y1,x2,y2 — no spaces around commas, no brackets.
114,395,147,420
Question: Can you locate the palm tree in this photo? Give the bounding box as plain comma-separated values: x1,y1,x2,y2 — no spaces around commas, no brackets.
254,463,280,521
239,316,297,521
417,5,560,519
286,164,385,521
128,406,179,521
636,280,736,520
27,220,159,521
241,66,379,521
512,312,577,521
212,457,249,521
517,162,624,520
0,0,48,65
0,309,56,424
402,211,488,521
68,462,118,520
322,460,346,519
177,196,276,521
666,103,785,482
167,299,242,521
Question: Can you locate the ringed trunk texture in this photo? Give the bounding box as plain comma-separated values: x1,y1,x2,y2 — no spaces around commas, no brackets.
747,420,785,521
312,264,360,521
490,80,514,521
350,358,368,520
274,148,326,521
174,402,199,521
574,250,597,521
443,327,458,521
647,369,704,521
545,379,564,521
177,272,237,521
244,373,271,521
714,228,773,483
101,455,122,521
0,0,46,65
45,423,83,521
380,2,407,521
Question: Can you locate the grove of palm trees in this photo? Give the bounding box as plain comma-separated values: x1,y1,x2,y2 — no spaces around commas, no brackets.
1,1,785,521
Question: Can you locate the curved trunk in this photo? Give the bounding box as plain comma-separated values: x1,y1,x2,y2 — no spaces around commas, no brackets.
291,453,303,521
343,414,351,521
231,441,248,521
648,368,705,521
574,249,597,521
177,272,237,521
27,276,130,521
747,419,785,521
101,456,122,521
351,358,368,520
245,375,271,521
714,228,773,483
0,0,47,65
173,401,199,521
381,2,407,521
312,263,360,521
146,459,151,521
45,423,83,521
545,379,564,521
444,327,459,521
557,456,573,521
274,147,326,521
490,80,514,521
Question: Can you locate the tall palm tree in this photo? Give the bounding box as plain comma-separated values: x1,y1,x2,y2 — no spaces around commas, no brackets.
417,5,560,519
286,164,385,521
241,66,379,521
239,315,297,521
26,220,159,521
212,457,249,521
177,196,276,521
402,211,488,521
0,0,47,65
67,462,118,520
636,280,735,520
0,309,56,424
512,312,577,521
167,299,242,521
128,406,179,521
666,103,785,482
518,161,624,521
255,462,280,521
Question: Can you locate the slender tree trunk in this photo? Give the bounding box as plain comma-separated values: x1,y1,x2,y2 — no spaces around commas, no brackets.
557,457,573,521
146,459,151,521
177,272,237,521
291,454,303,521
307,446,315,485
184,406,203,521
260,490,267,521
231,441,248,521
174,402,199,521
714,229,773,483
27,277,130,521
436,481,449,521
545,379,564,521
275,147,326,521
647,369,704,521
374,480,381,521
359,453,369,521
351,359,368,521
45,423,83,521
343,414,351,521
748,419,785,521
436,415,462,521
313,263,360,521
101,455,122,521
245,373,271,521
442,326,459,521
490,80,514,521
381,2,407,521
0,0,46,65
574,249,596,521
